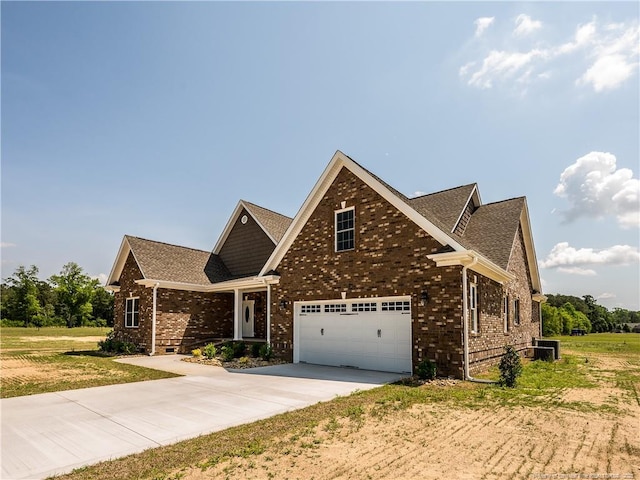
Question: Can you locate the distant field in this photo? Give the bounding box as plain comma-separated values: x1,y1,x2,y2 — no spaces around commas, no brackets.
56,333,640,480
0,327,178,398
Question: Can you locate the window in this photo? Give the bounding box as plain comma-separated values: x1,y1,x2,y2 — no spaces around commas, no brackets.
335,207,355,252
469,281,478,333
514,299,520,326
351,302,377,312
301,304,321,314
324,304,347,313
503,296,510,333
125,297,139,328
381,301,410,312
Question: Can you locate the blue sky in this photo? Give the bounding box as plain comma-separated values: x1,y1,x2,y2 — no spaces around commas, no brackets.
2,2,639,310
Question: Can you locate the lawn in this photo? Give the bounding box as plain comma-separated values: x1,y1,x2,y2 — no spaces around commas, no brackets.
54,333,640,480
0,327,179,398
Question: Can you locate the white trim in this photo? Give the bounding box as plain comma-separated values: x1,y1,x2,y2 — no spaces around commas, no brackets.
260,151,466,276
427,250,515,284
519,201,542,294
125,297,140,328
151,283,159,355
503,295,509,333
213,200,278,255
532,293,547,303
134,274,280,293
469,280,478,334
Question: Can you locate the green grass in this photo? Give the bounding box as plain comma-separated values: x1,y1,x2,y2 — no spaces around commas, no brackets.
0,327,179,398
549,332,640,354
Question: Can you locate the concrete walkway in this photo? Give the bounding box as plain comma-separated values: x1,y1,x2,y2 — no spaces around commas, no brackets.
1,356,402,480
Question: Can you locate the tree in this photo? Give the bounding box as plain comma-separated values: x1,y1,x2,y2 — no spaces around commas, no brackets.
541,303,562,336
49,262,98,328
91,286,114,327
583,295,612,333
3,265,42,326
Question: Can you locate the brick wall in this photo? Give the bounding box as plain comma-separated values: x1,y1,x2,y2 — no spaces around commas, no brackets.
113,251,234,354
269,167,466,378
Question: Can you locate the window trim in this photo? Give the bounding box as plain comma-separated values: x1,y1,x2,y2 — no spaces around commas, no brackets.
335,206,355,252
125,297,140,328
469,280,478,334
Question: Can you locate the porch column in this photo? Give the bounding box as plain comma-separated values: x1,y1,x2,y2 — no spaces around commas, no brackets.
266,284,271,345
233,288,243,340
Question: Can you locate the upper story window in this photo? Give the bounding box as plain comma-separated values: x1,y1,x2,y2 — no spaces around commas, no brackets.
335,207,355,252
125,297,140,328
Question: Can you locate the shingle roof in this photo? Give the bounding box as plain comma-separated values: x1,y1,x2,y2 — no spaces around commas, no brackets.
458,197,525,269
409,184,477,233
126,236,231,285
243,201,293,243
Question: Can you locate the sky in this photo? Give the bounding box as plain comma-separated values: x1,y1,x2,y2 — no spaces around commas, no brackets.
2,1,639,310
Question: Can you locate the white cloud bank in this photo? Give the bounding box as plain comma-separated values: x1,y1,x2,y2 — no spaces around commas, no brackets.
460,15,639,92
540,242,640,276
0,242,16,248
554,151,640,228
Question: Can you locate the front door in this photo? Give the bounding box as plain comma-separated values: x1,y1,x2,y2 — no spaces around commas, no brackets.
242,300,255,337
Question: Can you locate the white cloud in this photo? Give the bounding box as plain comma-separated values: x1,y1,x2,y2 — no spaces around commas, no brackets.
459,15,639,93
540,242,640,272
598,292,616,300
554,151,640,228
412,191,427,198
0,242,16,248
92,273,108,285
474,17,495,38
514,14,542,37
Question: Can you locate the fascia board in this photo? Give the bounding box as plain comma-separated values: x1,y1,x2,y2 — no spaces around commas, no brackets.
106,237,132,286
533,293,547,302
135,275,280,293
520,201,542,293
260,151,465,276
212,201,245,254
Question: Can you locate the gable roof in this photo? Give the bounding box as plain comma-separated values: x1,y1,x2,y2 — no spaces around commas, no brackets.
213,200,293,254
409,184,479,234
106,236,231,287
260,150,542,291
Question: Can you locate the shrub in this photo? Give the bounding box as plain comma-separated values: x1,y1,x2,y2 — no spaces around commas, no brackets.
416,359,437,380
232,341,246,358
238,356,250,365
99,331,136,355
191,348,202,358
251,343,262,357
220,345,234,362
202,343,217,359
499,345,523,388
259,344,273,361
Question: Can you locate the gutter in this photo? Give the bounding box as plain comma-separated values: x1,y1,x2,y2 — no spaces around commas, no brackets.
462,256,496,384
150,282,159,356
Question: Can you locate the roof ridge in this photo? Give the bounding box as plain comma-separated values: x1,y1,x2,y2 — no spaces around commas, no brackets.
478,196,525,207
410,183,477,200
241,200,293,220
125,235,213,255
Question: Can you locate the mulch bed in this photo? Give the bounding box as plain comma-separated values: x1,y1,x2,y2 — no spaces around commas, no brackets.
182,356,288,369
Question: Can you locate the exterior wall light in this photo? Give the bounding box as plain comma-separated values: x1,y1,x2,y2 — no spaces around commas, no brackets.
420,291,429,306
279,299,288,310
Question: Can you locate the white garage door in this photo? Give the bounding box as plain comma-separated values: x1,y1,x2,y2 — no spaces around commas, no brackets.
294,297,412,374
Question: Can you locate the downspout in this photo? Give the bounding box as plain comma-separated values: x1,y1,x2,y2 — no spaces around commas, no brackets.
150,282,159,356
462,256,496,383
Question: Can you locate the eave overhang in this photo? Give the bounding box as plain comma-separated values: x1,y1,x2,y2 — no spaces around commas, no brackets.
134,274,280,293
426,250,515,285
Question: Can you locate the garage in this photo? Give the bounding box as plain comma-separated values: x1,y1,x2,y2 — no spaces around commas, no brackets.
293,297,413,374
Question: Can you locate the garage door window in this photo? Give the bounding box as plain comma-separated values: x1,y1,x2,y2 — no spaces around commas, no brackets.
324,303,347,313
352,302,377,312
381,301,410,311
301,304,321,314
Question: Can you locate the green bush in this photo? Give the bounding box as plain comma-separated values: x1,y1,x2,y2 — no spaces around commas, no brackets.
251,343,262,357
202,343,217,359
191,348,202,358
499,345,523,388
232,341,246,358
220,345,234,362
259,344,273,361
416,359,437,380
98,331,136,355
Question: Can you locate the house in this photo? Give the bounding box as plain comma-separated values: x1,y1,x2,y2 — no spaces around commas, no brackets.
106,151,544,379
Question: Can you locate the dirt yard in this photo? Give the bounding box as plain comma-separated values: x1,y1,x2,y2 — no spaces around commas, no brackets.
175,351,640,480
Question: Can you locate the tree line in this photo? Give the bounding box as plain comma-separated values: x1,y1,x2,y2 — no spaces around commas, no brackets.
0,263,114,328
542,294,639,336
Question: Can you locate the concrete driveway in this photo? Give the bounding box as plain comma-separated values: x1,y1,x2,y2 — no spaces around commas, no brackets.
1,356,403,480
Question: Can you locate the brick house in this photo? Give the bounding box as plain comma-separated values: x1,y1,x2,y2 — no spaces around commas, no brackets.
106,151,544,379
